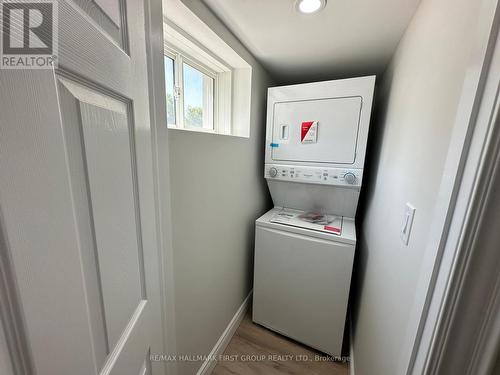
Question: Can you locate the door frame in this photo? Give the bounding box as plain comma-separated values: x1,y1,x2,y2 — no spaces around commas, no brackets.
404,0,500,373
145,0,178,374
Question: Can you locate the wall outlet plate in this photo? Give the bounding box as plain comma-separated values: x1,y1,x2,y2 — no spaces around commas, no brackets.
401,203,416,246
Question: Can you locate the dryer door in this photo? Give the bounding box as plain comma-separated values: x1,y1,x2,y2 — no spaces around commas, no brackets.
271,96,362,164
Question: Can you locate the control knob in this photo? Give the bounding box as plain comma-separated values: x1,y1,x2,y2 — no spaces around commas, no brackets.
269,167,278,178
344,172,357,184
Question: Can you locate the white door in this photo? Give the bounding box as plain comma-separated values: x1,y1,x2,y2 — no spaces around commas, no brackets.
0,1,164,375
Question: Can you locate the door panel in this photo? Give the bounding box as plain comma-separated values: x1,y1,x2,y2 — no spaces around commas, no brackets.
80,98,144,352
57,76,113,370
72,0,128,51
94,0,122,26
58,76,146,353
0,0,164,374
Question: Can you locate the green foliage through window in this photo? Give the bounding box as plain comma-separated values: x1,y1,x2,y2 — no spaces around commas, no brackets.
166,93,175,124
185,105,203,127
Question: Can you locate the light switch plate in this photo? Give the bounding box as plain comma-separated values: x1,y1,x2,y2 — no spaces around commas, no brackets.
401,203,416,246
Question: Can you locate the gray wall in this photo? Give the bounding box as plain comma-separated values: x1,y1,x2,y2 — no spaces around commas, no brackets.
352,0,483,374
168,1,274,374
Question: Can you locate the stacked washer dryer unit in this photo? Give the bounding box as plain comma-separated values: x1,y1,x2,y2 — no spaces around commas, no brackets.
253,76,375,356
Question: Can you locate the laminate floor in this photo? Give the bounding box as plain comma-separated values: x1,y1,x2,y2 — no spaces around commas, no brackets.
212,308,349,375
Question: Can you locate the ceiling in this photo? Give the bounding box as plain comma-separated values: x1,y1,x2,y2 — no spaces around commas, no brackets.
202,0,421,83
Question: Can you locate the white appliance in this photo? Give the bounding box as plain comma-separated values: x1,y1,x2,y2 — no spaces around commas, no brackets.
253,76,375,356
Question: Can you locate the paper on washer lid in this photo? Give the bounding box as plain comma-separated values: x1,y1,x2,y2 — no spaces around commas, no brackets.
270,208,342,235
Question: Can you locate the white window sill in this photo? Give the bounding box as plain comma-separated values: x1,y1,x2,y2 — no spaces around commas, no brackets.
167,125,249,139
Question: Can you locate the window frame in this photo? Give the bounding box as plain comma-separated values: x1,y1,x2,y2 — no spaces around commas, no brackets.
164,52,177,127
164,19,237,136
165,45,221,134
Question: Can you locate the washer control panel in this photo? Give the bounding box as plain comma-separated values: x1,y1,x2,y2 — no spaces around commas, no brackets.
265,164,363,187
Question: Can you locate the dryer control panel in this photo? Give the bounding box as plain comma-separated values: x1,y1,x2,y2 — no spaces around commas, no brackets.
265,164,362,188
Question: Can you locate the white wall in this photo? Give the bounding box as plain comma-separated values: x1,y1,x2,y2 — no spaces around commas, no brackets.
352,0,484,374
167,1,274,374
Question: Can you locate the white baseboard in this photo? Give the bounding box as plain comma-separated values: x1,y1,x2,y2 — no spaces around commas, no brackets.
196,290,252,375
350,318,355,375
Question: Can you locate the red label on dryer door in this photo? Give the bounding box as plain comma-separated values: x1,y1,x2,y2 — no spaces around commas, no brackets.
301,121,318,143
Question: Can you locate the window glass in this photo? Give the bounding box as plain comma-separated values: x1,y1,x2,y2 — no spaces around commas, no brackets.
183,63,214,130
164,56,176,125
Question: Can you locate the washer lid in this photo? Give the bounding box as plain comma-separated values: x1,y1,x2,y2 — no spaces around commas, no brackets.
269,208,343,235
256,207,357,245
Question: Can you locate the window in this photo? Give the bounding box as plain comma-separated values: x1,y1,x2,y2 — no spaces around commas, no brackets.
183,63,214,130
165,46,222,133
164,16,252,137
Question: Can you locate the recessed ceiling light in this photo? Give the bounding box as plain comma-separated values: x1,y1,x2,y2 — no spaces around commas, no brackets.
295,0,327,14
